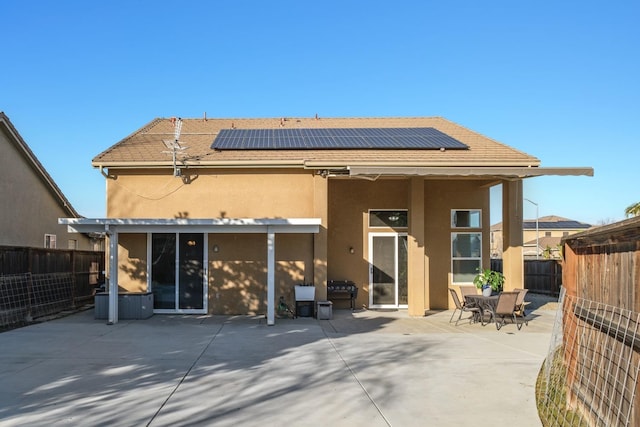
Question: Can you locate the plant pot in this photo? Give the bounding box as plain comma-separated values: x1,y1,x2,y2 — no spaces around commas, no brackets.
482,286,492,297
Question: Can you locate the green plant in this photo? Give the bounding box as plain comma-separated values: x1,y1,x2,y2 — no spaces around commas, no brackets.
473,268,505,292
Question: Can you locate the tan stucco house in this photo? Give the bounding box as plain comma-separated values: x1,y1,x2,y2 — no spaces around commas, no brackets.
61,116,592,324
0,112,96,250
491,215,592,259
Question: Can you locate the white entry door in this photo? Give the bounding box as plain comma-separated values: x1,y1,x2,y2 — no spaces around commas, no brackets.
369,232,408,309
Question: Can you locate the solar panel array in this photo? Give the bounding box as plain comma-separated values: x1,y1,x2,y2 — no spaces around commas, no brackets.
211,128,468,150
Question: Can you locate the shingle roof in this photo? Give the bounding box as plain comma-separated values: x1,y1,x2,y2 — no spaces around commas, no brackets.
493,216,592,231
523,218,592,230
93,116,540,168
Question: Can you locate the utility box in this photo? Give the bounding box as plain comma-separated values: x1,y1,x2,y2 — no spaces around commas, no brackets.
317,301,333,320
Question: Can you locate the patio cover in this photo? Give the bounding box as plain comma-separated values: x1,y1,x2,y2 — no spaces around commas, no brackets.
59,218,322,326
347,166,594,178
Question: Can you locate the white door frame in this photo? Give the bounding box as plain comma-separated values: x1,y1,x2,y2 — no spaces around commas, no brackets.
368,232,408,309
148,232,208,314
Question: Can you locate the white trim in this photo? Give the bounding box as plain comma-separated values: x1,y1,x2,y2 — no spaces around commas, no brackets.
60,218,321,234
368,232,408,309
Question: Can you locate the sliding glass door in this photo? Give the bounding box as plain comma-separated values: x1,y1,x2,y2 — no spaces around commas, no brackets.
151,233,206,313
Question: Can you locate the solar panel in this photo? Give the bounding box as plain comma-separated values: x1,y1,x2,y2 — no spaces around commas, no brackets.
211,128,468,150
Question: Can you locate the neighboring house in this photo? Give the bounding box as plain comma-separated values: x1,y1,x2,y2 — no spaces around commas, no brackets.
61,116,593,324
491,215,592,259
0,112,98,250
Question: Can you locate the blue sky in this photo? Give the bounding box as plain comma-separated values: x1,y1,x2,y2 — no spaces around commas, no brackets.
2,1,638,225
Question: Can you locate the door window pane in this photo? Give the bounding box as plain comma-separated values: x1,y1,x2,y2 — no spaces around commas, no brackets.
372,236,396,305
152,233,176,309
179,233,204,309
397,235,408,305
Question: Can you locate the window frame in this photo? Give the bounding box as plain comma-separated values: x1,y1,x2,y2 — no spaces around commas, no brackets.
44,234,57,249
368,209,408,229
451,209,482,229
450,208,483,285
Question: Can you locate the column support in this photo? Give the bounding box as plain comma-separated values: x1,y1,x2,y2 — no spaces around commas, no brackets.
107,225,119,324
266,230,275,325
502,180,524,290
408,177,427,315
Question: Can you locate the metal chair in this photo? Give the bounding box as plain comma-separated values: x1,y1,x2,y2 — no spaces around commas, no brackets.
459,285,478,299
449,288,481,325
513,288,530,327
486,291,521,330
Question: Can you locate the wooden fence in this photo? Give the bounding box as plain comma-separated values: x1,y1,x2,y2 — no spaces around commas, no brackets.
558,217,640,425
0,246,104,328
491,258,562,296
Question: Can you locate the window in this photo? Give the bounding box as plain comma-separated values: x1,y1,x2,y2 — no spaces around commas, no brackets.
68,239,77,250
369,210,408,228
451,209,482,284
451,233,482,283
562,231,569,237
451,209,481,228
44,234,57,249
545,231,552,237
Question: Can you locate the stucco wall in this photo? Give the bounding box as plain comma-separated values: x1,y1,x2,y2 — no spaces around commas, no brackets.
328,178,408,308
117,233,148,292
107,168,316,218
425,180,491,309
328,178,491,311
108,169,494,314
0,125,93,250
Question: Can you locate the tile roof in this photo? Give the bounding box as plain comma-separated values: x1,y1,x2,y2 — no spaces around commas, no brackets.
93,116,540,168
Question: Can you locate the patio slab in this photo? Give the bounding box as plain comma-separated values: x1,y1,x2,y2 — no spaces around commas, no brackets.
0,295,558,426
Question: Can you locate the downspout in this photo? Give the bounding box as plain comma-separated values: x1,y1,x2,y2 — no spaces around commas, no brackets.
99,166,116,180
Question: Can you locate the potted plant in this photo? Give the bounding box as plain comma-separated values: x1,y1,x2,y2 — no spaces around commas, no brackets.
473,268,505,296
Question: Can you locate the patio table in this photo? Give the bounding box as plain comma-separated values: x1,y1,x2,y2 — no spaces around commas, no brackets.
464,294,499,324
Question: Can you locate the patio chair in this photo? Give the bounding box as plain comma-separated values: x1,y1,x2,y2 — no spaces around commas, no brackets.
513,288,530,327
449,288,481,326
459,285,478,299
485,291,521,330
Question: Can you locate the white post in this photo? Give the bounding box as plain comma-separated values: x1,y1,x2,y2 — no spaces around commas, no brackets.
107,225,119,324
266,230,275,325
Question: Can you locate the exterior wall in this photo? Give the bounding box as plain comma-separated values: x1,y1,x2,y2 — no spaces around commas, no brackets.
209,233,313,315
113,231,314,315
107,169,497,315
0,126,93,250
328,178,491,311
328,178,408,309
108,168,319,315
107,168,316,218
117,233,148,292
425,180,491,310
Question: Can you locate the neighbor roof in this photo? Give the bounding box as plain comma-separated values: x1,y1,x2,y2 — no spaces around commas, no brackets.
93,116,593,179
523,215,592,230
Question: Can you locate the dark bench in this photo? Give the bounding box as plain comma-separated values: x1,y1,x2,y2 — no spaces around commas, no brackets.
327,280,358,310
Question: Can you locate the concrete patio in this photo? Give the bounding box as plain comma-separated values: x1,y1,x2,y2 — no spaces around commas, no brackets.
0,296,557,426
